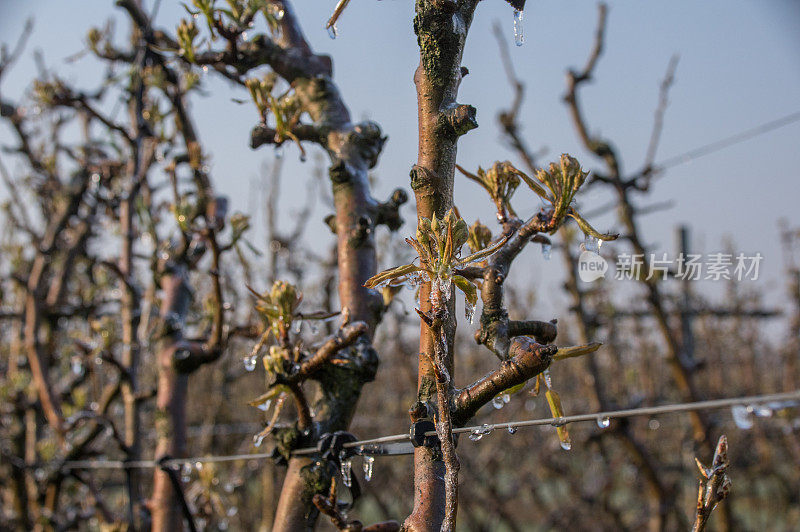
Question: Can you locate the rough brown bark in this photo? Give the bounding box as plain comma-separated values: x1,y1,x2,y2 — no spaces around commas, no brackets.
405,2,479,530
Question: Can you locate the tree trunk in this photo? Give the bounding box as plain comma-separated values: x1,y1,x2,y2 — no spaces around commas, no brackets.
405,2,479,530
150,270,191,532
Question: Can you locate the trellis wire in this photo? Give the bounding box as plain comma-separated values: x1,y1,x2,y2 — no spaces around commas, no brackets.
654,110,800,170
57,390,800,470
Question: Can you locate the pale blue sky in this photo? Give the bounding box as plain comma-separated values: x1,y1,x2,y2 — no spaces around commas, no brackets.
1,1,799,316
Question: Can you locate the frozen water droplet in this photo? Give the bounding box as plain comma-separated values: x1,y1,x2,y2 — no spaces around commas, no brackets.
731,405,753,429
513,9,524,47
751,404,773,417
339,451,352,487
192,13,199,19
258,400,271,412
502,393,511,404
292,319,302,334
542,243,552,260
202,65,209,73
195,461,203,470
507,426,518,434
492,396,505,410
363,455,374,482
465,300,475,324
597,416,610,429
584,235,600,253
560,440,572,451
253,433,265,448
244,355,257,371
327,25,338,39
242,31,249,40
268,4,285,20
468,423,493,441
227,506,238,516
71,356,84,376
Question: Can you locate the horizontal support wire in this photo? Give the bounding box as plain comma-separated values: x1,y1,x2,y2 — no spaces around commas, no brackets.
58,390,800,470
654,110,800,170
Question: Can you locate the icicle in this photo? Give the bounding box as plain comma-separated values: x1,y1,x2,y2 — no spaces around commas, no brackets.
327,24,338,39
441,277,452,300
560,440,572,451
493,335,510,359
181,463,192,483
468,430,483,442
513,9,524,47
363,455,375,482
507,426,518,434
542,243,552,261
542,368,553,389
465,300,475,324
292,319,302,334
584,235,600,253
597,416,610,429
253,433,265,447
243,355,257,372
492,396,505,410
339,451,352,487
468,423,493,442
731,405,753,429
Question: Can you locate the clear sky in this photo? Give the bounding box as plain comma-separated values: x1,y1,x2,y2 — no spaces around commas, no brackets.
1,1,799,316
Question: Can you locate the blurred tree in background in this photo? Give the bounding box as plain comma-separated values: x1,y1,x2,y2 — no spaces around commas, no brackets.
0,1,798,531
